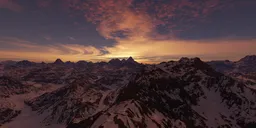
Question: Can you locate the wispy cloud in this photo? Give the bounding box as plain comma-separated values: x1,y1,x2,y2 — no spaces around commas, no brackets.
68,36,76,41
0,37,105,62
0,37,256,63
0,0,255,63
74,0,232,40
102,37,256,63
60,0,255,63
43,36,52,41
0,0,23,12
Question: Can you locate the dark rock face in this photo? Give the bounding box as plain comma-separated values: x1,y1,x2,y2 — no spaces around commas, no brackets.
0,108,21,125
67,58,256,128
0,76,34,98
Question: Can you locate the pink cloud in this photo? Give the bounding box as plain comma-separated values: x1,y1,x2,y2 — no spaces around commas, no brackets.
36,0,81,11
0,0,22,12
69,0,232,40
37,0,52,8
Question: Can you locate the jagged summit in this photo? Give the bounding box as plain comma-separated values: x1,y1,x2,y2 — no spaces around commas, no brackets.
108,58,122,66
109,57,136,63
108,57,140,68
53,58,64,65
126,56,135,62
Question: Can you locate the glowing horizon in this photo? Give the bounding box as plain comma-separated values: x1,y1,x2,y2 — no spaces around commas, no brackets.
0,0,255,63
0,37,255,64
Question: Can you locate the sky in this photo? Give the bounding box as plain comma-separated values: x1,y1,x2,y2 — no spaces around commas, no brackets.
0,0,256,63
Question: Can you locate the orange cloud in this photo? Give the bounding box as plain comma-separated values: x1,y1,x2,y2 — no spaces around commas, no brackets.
0,0,255,63
1,37,256,63
78,0,153,39
0,37,105,62
62,0,252,64
74,0,231,40
103,37,256,63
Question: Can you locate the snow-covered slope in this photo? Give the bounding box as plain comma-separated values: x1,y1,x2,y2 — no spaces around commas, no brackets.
1,83,64,128
1,57,256,128
0,76,34,126
24,68,135,126
68,58,256,128
0,76,64,127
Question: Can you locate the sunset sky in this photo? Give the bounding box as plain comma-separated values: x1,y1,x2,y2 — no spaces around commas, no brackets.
0,0,255,63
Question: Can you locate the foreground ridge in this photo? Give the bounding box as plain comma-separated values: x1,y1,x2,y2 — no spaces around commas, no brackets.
68,57,256,128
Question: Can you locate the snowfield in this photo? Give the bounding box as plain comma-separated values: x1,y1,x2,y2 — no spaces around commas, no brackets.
1,84,64,128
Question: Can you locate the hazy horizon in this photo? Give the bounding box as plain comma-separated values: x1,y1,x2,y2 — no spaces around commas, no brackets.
1,54,255,64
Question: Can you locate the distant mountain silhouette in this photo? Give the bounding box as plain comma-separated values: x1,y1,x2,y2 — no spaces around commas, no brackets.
53,59,64,65
208,55,256,73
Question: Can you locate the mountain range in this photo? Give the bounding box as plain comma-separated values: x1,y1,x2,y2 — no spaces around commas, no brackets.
0,56,255,128
208,55,256,86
